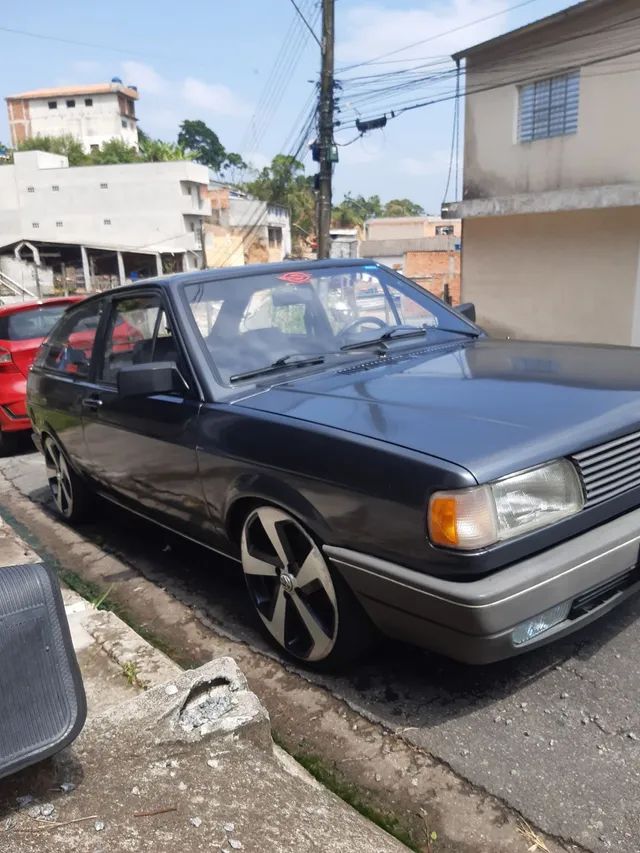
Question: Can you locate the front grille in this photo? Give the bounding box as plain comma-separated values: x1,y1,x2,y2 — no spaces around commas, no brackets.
572,429,640,506
569,567,639,618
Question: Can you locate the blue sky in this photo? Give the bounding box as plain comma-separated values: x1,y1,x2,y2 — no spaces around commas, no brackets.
0,0,578,211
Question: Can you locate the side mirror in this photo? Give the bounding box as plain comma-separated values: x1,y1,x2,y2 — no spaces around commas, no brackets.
117,362,188,397
456,302,476,322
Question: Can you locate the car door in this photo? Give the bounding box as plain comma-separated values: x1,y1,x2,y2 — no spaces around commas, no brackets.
31,298,107,472
81,290,207,534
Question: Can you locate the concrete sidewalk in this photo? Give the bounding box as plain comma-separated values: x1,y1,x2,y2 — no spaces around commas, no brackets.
0,515,409,852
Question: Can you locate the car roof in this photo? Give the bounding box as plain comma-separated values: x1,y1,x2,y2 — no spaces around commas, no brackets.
0,295,84,318
75,258,380,303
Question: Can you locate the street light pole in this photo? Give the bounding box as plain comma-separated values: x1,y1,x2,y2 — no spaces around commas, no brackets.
317,0,335,259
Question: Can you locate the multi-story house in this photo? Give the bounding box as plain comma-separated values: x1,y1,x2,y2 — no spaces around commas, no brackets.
0,150,210,293
6,80,139,153
443,0,640,344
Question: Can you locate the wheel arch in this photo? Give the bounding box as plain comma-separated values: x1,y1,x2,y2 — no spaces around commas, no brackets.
223,474,331,546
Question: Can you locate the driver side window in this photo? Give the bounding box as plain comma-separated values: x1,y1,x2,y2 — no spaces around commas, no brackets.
99,295,179,386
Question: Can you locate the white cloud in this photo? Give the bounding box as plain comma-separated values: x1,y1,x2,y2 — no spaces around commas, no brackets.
399,151,452,177
70,60,104,76
337,0,510,67
182,77,251,118
121,60,166,95
242,150,270,171
336,136,385,166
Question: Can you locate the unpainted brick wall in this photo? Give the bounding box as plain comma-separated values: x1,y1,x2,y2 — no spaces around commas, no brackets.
403,250,460,304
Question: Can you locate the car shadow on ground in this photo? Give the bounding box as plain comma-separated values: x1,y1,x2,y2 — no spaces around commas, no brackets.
29,483,640,730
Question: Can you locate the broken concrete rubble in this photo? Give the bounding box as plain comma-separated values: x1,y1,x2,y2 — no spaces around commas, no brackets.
0,657,408,851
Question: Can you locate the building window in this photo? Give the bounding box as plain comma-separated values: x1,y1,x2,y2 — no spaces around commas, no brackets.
85,98,93,106
27,186,34,193
518,71,580,143
268,226,283,248
32,222,39,229
104,219,111,225
52,185,59,192
121,119,127,128
90,144,99,152
100,182,108,189
56,221,63,227
182,183,192,196
48,101,57,110
66,99,76,108
435,225,454,236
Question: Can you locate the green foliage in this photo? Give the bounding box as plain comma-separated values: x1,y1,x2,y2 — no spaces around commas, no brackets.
90,138,140,164
383,197,425,217
16,134,89,165
178,119,246,175
332,193,425,228
332,194,383,228
139,136,192,162
243,155,315,253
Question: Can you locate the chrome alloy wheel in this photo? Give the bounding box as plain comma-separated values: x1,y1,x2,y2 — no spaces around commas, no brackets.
44,438,74,518
241,507,339,662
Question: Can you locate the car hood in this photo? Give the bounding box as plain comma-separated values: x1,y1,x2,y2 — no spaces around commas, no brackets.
233,338,640,483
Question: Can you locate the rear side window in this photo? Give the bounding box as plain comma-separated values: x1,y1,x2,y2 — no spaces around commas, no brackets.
38,300,104,379
0,305,69,341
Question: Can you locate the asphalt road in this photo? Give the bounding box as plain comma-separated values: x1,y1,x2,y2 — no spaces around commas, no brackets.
2,447,640,852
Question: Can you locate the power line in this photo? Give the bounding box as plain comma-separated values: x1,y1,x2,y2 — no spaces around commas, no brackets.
0,24,165,58
336,39,640,132
287,0,322,47
335,0,548,72
335,13,640,130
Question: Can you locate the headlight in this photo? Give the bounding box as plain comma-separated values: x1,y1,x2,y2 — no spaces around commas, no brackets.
428,459,584,550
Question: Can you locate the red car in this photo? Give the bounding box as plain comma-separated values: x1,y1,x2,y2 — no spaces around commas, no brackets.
0,297,84,453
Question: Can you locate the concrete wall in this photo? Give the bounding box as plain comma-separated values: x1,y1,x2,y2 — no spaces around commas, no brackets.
8,91,138,152
461,207,640,345
365,217,461,240
462,0,640,199
1,152,210,254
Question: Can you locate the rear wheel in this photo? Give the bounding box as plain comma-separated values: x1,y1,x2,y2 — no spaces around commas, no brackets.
43,435,94,523
241,506,374,669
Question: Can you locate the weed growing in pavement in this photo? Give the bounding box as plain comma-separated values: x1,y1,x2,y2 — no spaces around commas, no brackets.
272,731,420,852
121,660,140,686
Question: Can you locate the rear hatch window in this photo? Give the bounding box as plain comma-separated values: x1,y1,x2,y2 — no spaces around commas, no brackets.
0,305,69,341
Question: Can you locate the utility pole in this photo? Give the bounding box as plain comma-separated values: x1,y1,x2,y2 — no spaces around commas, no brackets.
317,0,335,259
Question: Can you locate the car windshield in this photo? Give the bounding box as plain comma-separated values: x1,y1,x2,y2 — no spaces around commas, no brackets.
183,264,475,385
0,305,70,342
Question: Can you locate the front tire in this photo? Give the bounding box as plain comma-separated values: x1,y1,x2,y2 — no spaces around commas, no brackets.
240,505,374,669
43,435,94,523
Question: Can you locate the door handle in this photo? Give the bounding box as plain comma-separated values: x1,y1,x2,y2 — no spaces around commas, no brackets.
82,396,103,411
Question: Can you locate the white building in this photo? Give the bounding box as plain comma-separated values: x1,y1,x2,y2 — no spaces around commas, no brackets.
0,150,210,292
6,81,139,153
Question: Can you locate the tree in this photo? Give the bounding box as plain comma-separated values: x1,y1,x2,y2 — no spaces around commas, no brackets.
332,194,383,228
243,155,316,253
177,119,246,174
382,198,425,217
16,134,88,165
139,136,192,162
89,138,140,165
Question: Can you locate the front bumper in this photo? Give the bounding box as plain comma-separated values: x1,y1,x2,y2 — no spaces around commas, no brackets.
325,507,640,663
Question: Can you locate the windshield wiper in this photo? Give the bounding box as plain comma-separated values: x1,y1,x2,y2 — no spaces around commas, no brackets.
340,326,427,351
230,353,328,383
429,325,481,338
340,324,481,352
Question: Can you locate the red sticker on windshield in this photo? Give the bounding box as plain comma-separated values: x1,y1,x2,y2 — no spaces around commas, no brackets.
277,271,312,284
